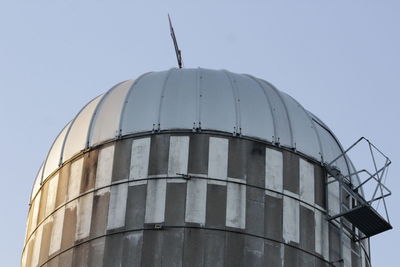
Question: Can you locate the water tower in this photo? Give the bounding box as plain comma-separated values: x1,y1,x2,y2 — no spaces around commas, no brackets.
21,68,392,267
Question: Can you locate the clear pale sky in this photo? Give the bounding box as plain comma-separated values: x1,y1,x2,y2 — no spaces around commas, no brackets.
0,1,398,266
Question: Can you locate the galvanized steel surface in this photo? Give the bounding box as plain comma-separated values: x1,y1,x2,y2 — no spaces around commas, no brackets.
22,133,372,267
32,68,353,200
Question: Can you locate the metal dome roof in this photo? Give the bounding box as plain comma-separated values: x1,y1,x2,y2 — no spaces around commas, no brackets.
32,68,355,198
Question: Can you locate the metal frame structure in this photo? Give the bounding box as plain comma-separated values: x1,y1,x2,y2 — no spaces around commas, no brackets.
325,137,392,242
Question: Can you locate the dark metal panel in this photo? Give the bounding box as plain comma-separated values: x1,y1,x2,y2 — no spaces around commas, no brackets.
283,151,299,194
227,138,248,180
90,189,110,238
204,230,225,267
299,251,315,267
112,139,133,182
264,239,282,267
246,187,265,237
314,165,325,208
188,134,209,175
39,219,53,265
141,230,163,267
56,163,70,208
224,232,245,267
81,149,98,193
205,184,227,229
72,242,90,267
247,141,266,187
61,200,77,250
329,224,341,263
125,184,146,230
165,183,187,226
87,237,105,267
47,255,59,267
162,229,184,267
243,236,264,266
351,251,360,267
300,205,315,251
122,231,143,267
58,248,73,267
103,233,123,267
315,258,330,267
265,194,283,242
148,134,170,176
183,228,205,267
284,245,299,267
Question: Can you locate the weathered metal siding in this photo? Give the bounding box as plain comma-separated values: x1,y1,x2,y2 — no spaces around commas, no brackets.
22,133,371,267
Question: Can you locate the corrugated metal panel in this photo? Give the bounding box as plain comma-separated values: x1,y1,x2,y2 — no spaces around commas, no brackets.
62,95,103,161
233,74,275,142
199,69,237,133
159,69,197,129
43,122,71,180
89,80,133,146
120,71,165,135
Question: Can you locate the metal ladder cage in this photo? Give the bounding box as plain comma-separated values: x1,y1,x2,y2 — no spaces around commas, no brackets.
324,137,392,241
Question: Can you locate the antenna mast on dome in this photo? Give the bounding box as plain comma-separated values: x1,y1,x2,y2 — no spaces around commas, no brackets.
168,14,183,69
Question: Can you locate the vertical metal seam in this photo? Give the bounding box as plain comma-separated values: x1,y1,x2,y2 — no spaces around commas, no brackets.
244,74,278,143
259,79,295,148
29,162,44,203
156,68,176,130
85,80,127,147
59,94,104,168
310,113,352,178
222,70,241,135
196,67,202,129
287,95,325,162
118,71,154,135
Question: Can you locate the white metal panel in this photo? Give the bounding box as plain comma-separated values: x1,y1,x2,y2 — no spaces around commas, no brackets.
314,209,329,260
160,69,197,129
200,69,237,132
265,148,283,193
121,71,168,135
31,163,44,202
67,158,83,200
168,136,189,176
75,192,94,240
43,122,71,180
45,173,59,217
226,183,246,229
299,158,315,205
130,138,150,180
95,145,115,188
208,137,228,179
145,179,166,223
49,206,65,255
90,80,133,145
62,95,103,162
283,196,299,243
21,242,28,267
233,74,275,142
30,225,43,267
29,191,41,235
107,183,128,230
185,179,207,225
